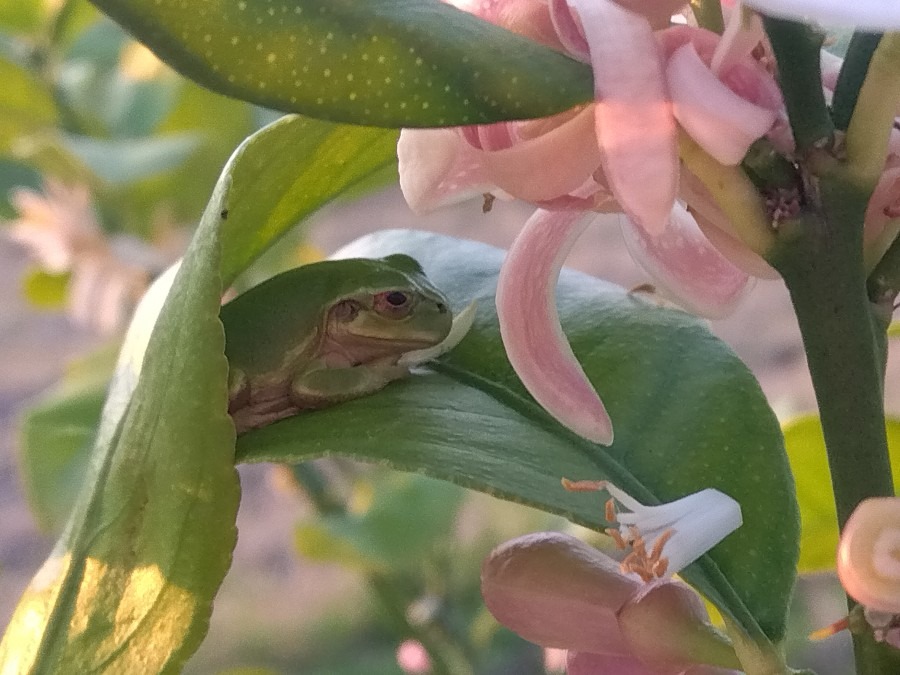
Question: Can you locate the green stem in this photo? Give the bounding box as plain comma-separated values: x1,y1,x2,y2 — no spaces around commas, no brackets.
831,32,882,132
769,175,894,675
691,0,725,34
762,18,834,152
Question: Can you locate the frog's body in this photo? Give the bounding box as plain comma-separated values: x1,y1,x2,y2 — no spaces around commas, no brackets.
222,254,452,434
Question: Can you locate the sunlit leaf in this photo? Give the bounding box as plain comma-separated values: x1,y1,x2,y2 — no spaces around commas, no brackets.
238,230,798,643
88,0,592,127
784,414,900,572
0,165,238,673
4,112,407,670
889,321,899,338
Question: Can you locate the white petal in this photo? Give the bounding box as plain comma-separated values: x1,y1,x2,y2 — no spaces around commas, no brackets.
743,0,900,30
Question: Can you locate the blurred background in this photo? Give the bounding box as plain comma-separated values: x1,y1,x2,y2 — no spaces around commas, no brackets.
1,1,897,673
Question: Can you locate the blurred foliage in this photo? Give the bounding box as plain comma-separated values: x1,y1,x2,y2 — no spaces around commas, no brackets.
784,415,900,573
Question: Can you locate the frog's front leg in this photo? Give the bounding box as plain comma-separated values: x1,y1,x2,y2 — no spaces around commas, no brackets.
290,363,408,409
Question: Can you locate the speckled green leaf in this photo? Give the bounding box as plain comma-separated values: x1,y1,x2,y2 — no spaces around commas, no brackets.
0,164,239,672
87,0,592,127
784,414,900,573
237,229,799,644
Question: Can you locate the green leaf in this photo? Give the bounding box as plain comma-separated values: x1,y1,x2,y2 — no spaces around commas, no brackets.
216,115,398,282
18,345,117,533
236,230,799,643
0,157,239,672
784,414,900,573
21,268,71,309
59,132,202,184
296,473,465,572
4,113,416,670
889,321,899,338
0,1,42,32
87,0,592,127
0,56,58,151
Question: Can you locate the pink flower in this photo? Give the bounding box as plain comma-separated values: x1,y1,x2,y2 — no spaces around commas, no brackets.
398,1,900,443
480,484,743,673
400,0,783,443
837,497,900,614
481,532,742,674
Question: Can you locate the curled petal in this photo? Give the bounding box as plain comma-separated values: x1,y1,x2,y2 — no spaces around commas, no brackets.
478,107,604,202
569,0,678,235
619,204,753,319
742,0,900,30
603,482,743,576
481,532,638,653
838,497,900,613
668,44,777,165
397,129,498,214
549,0,590,61
496,209,614,445
711,6,766,75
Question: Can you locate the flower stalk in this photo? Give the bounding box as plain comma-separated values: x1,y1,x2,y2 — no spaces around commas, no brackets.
768,173,895,675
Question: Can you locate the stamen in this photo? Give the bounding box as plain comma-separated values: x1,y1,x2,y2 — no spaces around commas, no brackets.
809,616,850,641
561,478,607,492
604,497,617,524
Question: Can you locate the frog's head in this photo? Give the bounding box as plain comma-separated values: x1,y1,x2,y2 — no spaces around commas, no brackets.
327,254,453,352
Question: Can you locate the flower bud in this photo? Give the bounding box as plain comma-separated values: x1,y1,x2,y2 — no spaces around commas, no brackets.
618,580,740,672
838,498,900,613
481,532,638,653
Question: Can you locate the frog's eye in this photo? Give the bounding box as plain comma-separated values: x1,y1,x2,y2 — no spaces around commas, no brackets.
374,290,413,318
385,291,409,306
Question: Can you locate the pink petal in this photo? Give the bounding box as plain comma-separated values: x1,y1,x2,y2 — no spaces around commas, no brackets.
449,0,566,50
619,203,752,319
477,106,604,203
742,0,900,30
711,6,765,76
679,169,780,279
668,45,776,165
481,532,638,653
397,129,498,214
549,0,590,61
619,581,738,673
496,209,614,445
567,651,679,675
568,0,678,235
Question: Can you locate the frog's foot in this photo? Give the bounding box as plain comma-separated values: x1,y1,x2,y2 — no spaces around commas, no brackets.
231,390,300,434
290,364,407,408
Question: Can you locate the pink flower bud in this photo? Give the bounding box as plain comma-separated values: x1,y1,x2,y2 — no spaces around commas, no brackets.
838,497,900,613
481,532,638,653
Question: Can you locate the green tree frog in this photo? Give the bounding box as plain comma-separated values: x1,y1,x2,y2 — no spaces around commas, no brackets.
222,254,453,434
